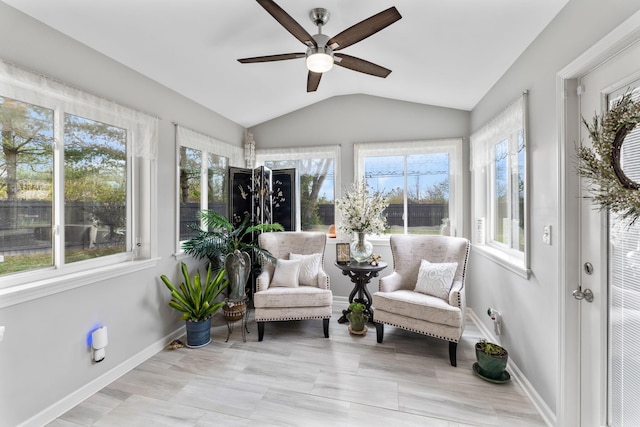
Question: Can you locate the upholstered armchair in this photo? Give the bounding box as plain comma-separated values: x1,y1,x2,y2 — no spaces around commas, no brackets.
254,232,332,341
372,234,470,366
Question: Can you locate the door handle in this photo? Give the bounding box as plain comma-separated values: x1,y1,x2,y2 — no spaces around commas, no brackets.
573,288,594,302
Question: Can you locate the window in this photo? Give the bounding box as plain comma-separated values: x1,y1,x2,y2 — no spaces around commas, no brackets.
470,91,528,276
256,146,339,232
354,139,463,236
0,58,158,291
176,126,243,245
64,114,127,263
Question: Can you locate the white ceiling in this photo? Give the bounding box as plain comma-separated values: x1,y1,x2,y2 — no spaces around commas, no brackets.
3,0,569,128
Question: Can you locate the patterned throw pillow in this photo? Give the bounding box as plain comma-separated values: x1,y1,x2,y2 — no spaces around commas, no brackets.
289,253,322,286
414,260,458,300
271,258,302,288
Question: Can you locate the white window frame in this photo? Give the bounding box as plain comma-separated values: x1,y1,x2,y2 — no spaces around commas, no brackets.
255,145,340,232
0,59,158,305
354,138,463,240
470,91,530,278
175,125,243,253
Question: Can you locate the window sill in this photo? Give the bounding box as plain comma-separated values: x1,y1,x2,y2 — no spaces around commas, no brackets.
472,244,531,279
0,258,160,309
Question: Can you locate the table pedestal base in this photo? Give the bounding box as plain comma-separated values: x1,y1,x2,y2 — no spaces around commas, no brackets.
334,261,387,325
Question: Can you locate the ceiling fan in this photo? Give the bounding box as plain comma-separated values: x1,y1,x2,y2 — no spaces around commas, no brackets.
238,0,402,92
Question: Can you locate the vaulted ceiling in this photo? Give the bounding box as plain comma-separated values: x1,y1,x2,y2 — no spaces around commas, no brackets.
3,0,569,127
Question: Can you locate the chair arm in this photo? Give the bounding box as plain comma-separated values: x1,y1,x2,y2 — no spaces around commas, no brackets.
379,271,404,292
317,269,330,289
256,270,272,292
449,280,465,308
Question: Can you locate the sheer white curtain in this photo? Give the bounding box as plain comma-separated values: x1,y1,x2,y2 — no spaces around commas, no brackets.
0,59,158,161
256,145,340,165
470,92,526,173
176,125,243,167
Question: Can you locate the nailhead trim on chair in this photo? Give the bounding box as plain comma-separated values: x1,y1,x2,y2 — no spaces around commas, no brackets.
373,320,459,343
255,316,332,322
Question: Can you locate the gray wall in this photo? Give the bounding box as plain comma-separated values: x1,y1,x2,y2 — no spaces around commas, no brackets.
467,0,640,416
250,94,471,298
0,3,244,426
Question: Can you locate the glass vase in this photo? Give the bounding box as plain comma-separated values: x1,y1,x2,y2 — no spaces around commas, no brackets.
350,232,373,263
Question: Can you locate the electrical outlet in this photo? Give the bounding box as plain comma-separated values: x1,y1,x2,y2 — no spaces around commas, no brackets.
543,225,551,245
0,326,5,343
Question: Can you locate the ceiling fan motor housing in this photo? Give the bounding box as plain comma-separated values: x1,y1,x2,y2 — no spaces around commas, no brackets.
306,33,334,72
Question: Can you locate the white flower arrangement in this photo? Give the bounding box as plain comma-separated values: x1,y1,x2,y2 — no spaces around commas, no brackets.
335,181,389,235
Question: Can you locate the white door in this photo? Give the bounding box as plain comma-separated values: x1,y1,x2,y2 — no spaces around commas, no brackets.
578,41,640,426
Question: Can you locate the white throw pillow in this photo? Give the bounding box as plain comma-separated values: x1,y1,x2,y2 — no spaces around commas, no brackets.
289,252,322,286
414,260,458,300
271,258,302,288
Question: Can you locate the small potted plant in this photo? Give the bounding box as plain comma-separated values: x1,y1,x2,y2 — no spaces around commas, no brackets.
160,262,229,348
346,302,369,335
474,339,510,382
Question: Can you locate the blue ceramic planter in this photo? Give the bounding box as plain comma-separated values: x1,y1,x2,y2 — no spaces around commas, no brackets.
185,318,212,348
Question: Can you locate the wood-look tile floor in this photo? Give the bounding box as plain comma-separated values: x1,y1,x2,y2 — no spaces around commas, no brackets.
48,302,546,427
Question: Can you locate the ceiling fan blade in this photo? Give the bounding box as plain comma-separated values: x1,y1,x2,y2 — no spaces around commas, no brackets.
257,0,317,47
238,53,304,63
307,71,322,92
328,7,402,51
334,53,391,78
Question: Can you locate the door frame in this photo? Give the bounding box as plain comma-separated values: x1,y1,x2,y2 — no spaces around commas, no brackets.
557,10,640,426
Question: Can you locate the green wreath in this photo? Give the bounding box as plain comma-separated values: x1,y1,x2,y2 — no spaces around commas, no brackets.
576,92,640,225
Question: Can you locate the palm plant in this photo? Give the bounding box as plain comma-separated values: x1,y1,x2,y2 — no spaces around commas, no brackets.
160,262,229,322
182,210,284,266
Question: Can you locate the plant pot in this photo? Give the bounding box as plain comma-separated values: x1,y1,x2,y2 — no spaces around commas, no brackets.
223,300,246,321
185,318,212,348
475,342,508,379
225,250,251,301
347,312,369,333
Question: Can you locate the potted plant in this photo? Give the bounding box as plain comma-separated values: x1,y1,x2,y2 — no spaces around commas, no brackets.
182,210,284,266
160,262,229,348
346,302,369,335
182,210,283,302
474,339,510,382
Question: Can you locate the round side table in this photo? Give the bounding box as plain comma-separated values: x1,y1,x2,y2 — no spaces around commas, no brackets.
334,261,387,323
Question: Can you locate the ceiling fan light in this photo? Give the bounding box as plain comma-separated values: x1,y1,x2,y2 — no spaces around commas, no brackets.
306,49,334,73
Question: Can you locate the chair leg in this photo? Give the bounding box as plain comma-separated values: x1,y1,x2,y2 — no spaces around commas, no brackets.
258,321,265,341
449,341,457,367
375,322,384,343
323,318,329,338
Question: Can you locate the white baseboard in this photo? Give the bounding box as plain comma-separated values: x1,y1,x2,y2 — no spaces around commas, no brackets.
21,306,555,427
467,308,556,427
20,326,185,427
333,295,349,305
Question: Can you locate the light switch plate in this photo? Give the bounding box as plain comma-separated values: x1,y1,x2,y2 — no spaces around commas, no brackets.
543,225,551,245
0,326,5,343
